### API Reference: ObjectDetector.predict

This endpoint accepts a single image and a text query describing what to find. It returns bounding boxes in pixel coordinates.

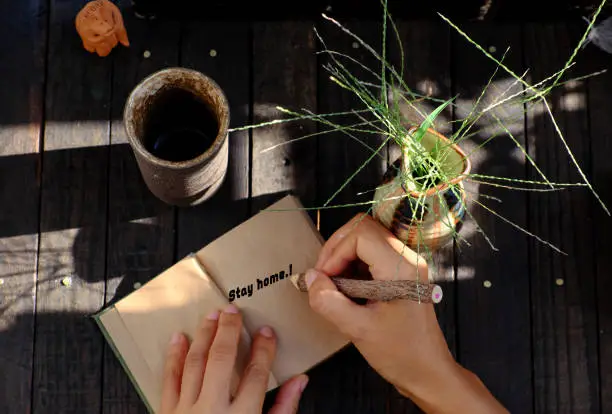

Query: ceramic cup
[124,67,230,206]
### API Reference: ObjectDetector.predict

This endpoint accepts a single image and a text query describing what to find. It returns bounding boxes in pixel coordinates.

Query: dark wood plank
[310,19,391,414]
[525,23,599,413]
[251,22,318,217]
[130,0,603,21]
[103,5,180,413]
[452,24,532,412]
[387,20,454,414]
[32,0,112,411]
[391,19,455,351]
[176,21,250,257]
[585,35,612,414]
[316,19,386,237]
[0,0,47,412]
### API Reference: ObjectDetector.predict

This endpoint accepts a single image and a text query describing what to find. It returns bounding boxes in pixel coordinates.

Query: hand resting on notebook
[161,306,307,414]
[305,213,509,414]
[159,213,507,414]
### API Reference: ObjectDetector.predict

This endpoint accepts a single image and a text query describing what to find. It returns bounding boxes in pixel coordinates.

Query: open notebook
[94,195,350,413]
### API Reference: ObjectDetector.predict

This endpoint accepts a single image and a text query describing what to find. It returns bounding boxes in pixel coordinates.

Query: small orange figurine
[76,0,129,57]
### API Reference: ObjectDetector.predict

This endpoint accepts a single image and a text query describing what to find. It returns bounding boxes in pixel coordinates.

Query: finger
[233,326,277,411]
[160,332,188,414]
[200,304,243,402]
[319,217,428,281]
[268,375,309,414]
[315,213,370,269]
[306,269,372,339]
[317,215,377,277]
[178,310,219,407]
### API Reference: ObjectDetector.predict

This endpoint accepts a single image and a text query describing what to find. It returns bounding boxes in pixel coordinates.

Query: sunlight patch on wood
[559,92,586,112]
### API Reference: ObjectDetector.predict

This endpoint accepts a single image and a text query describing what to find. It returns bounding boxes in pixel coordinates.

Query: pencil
[289,273,443,304]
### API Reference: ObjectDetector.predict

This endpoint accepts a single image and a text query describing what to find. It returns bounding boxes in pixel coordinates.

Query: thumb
[267,375,308,414]
[305,269,372,339]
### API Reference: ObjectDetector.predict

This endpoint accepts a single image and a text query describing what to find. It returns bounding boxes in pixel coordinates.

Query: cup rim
[124,67,230,170]
[403,126,472,198]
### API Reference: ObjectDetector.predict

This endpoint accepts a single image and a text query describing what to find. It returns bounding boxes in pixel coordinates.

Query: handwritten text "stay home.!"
[228,264,293,302]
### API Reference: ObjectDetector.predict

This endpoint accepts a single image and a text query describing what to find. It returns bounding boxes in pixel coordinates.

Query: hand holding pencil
[300,213,506,414]
[290,273,443,304]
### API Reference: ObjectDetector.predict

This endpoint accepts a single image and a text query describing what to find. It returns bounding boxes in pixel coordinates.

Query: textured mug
[124,68,230,206]
[372,127,471,251]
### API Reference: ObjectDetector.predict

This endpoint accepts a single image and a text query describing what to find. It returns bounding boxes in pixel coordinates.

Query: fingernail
[305,269,319,289]
[298,376,309,393]
[206,310,220,320]
[224,304,239,314]
[259,326,274,338]
[170,332,182,345]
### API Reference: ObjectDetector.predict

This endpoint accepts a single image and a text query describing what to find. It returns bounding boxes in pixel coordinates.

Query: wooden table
[2,1,612,413]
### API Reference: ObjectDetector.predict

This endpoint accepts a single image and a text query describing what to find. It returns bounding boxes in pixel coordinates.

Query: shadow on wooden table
[0,137,457,414]
[1,68,607,411]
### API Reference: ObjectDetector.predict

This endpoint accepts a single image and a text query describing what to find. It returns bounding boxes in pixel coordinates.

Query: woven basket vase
[373,127,471,251]
[124,68,229,206]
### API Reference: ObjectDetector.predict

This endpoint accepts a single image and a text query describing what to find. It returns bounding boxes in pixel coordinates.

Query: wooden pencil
[289,273,443,304]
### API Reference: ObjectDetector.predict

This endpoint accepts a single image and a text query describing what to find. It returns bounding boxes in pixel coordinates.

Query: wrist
[397,361,508,414]
[393,354,457,404]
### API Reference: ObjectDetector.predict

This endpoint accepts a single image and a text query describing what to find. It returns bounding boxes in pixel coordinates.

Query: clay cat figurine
[76,0,129,57]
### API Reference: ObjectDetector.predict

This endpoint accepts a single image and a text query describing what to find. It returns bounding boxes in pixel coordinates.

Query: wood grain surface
[251,22,318,218]
[525,23,600,414]
[1,6,612,412]
[103,3,180,413]
[585,33,612,414]
[0,0,47,412]
[177,21,251,257]
[452,23,532,413]
[33,0,112,411]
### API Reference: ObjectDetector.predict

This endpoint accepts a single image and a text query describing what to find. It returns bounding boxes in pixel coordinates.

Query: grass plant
[231,0,610,283]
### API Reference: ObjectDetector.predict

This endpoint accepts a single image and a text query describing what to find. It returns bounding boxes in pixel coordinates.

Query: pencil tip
[288,273,305,291]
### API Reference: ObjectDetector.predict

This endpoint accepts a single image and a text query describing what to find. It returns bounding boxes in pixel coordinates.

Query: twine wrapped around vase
[124,68,230,206]
[373,127,471,251]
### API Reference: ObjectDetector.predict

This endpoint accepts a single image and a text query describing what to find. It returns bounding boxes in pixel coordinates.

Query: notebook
[94,195,350,413]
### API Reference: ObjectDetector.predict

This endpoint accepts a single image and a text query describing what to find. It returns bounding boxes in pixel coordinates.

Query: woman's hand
[161,305,308,414]
[306,214,508,414]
